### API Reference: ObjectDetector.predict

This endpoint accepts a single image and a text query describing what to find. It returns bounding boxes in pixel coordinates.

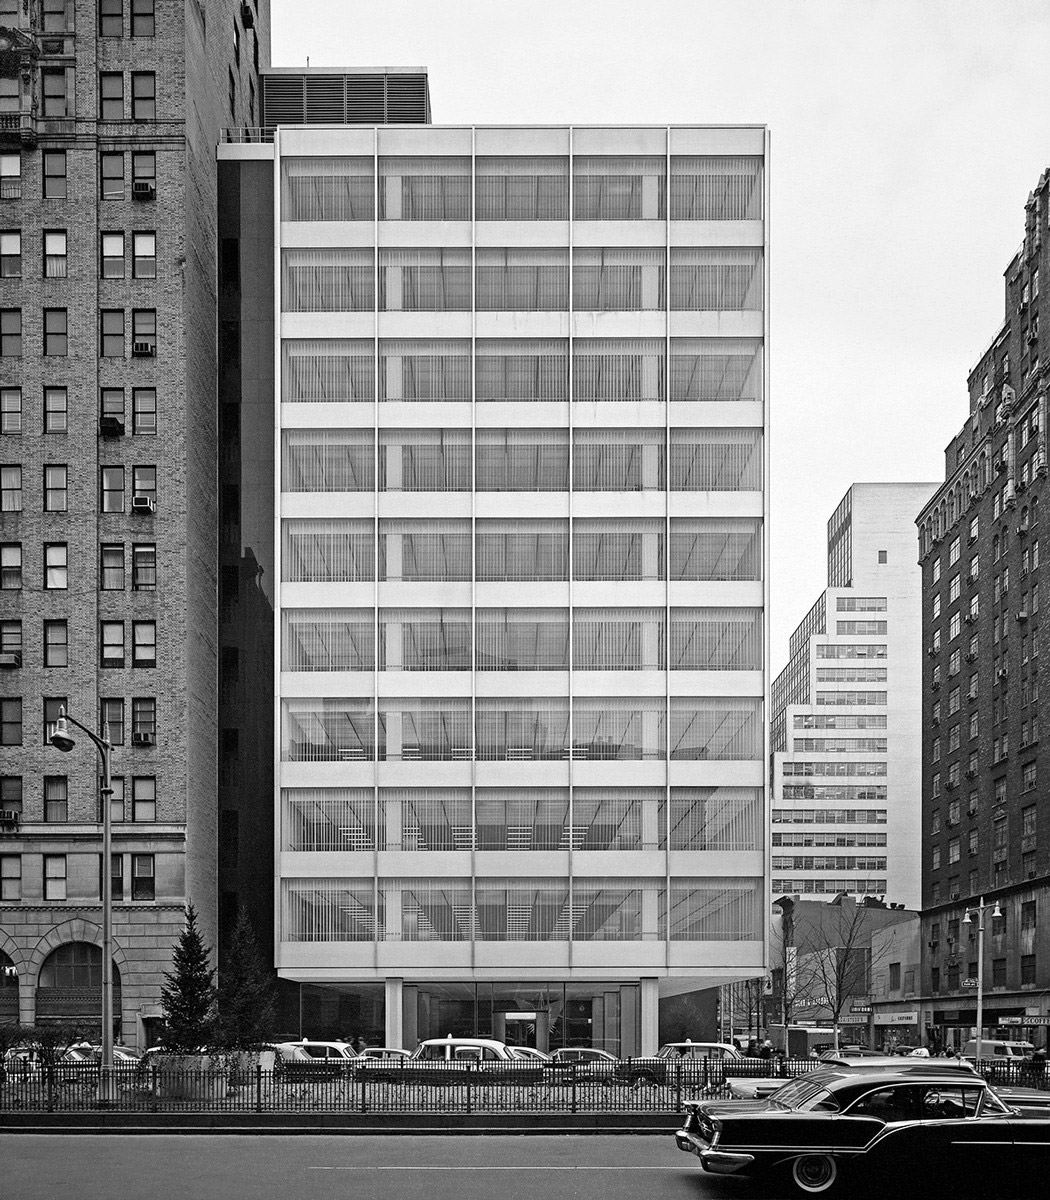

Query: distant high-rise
[771,483,935,909]
[218,117,770,1052]
[0,0,270,1045]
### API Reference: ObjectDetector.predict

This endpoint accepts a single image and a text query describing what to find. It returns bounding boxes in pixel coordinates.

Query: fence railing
[1,1056,1045,1114]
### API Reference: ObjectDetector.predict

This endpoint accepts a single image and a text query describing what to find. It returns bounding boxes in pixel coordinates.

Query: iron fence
[0,1056,1044,1115]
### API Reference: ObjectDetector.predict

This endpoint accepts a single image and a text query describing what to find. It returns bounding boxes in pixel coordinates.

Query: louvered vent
[304,75,345,123]
[261,75,305,126]
[386,75,430,123]
[345,75,386,123]
[262,71,430,128]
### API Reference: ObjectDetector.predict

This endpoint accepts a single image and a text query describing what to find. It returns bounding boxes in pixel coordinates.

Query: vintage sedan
[675,1067,1050,1196]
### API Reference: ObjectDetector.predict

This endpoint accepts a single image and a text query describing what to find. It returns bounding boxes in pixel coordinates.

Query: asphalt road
[4,1133,774,1200]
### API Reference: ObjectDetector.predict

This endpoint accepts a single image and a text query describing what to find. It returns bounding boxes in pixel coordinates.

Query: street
[5,1133,767,1200]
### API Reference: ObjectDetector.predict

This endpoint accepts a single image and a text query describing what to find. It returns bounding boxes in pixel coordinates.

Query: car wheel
[789,1154,840,1195]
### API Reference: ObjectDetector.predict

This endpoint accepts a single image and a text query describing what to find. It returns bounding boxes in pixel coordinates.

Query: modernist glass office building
[220,122,769,1052]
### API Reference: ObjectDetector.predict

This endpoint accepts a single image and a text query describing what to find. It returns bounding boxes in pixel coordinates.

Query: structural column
[640,976,659,1055]
[384,976,404,1049]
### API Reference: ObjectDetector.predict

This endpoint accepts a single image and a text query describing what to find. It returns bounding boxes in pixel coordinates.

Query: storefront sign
[876,1011,918,1025]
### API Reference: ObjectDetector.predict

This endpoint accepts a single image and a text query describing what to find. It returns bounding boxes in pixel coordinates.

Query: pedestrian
[758,1039,773,1060]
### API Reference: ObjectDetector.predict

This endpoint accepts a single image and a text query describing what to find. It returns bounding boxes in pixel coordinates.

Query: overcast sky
[272,0,1050,672]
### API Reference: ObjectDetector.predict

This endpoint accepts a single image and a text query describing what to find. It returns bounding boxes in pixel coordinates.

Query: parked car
[993,1085,1050,1118]
[676,1066,1050,1196]
[351,1047,412,1081]
[402,1037,544,1084]
[545,1047,619,1082]
[727,1054,978,1099]
[616,1041,742,1086]
[273,1040,357,1081]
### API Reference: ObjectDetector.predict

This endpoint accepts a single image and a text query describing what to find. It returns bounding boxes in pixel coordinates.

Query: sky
[271,0,1050,672]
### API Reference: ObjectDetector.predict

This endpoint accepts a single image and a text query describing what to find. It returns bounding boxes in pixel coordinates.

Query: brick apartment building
[0,0,269,1047]
[916,168,1050,1049]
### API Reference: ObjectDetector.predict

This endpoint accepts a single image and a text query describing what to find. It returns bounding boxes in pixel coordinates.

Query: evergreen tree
[159,904,217,1051]
[216,910,277,1050]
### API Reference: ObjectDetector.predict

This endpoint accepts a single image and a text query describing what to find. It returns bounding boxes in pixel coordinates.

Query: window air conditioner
[0,652,20,668]
[0,809,19,828]
[132,181,155,201]
[132,341,155,357]
[98,415,125,438]
[131,494,156,514]
[1017,610,1029,622]
[132,731,155,747]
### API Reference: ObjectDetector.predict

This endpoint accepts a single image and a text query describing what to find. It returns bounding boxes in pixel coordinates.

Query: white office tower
[247,124,769,1052]
[770,483,936,910]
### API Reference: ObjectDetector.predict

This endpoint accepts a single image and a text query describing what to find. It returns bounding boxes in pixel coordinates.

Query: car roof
[818,1068,989,1089]
[818,1055,977,1072]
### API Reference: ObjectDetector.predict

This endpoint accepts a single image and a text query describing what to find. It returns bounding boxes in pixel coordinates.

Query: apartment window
[41,0,69,29]
[992,958,1007,988]
[43,231,67,278]
[44,543,66,588]
[131,73,155,120]
[0,855,19,901]
[1022,954,1037,986]
[888,962,901,991]
[0,543,21,589]
[100,621,124,668]
[43,855,66,901]
[0,78,17,115]
[232,21,240,64]
[42,69,68,118]
[132,465,156,506]
[44,776,67,821]
[131,151,155,188]
[132,696,156,739]
[131,231,155,278]
[0,698,21,745]
[132,620,155,667]
[100,152,124,200]
[131,853,154,899]
[101,232,124,278]
[932,846,941,871]
[101,388,125,427]
[40,387,67,435]
[101,697,124,746]
[0,230,20,277]
[0,775,21,817]
[0,154,20,199]
[132,388,156,435]
[43,308,67,356]
[131,775,155,821]
[101,466,124,512]
[99,72,123,119]
[132,543,156,589]
[43,464,67,511]
[0,617,17,653]
[1,387,19,433]
[99,0,122,36]
[228,67,236,118]
[132,309,156,353]
[109,775,124,822]
[1,309,21,356]
[131,0,154,36]
[1,464,20,510]
[100,310,124,356]
[1023,803,1037,835]
[100,543,124,590]
[99,853,123,901]
[43,696,66,744]
[43,620,67,667]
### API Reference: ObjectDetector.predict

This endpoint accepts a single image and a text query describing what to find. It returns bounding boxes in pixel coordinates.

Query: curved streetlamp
[50,707,115,1102]
[961,896,1003,1064]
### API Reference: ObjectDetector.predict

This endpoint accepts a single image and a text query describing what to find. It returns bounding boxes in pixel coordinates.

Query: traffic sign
[961,978,980,988]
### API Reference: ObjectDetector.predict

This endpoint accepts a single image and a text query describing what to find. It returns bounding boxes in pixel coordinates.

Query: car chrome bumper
[675,1130,754,1175]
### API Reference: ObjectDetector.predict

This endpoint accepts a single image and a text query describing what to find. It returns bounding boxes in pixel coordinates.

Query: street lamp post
[962,896,1002,1064]
[49,706,115,1102]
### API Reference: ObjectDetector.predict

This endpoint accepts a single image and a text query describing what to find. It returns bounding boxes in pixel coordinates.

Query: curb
[1,1112,683,1136]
